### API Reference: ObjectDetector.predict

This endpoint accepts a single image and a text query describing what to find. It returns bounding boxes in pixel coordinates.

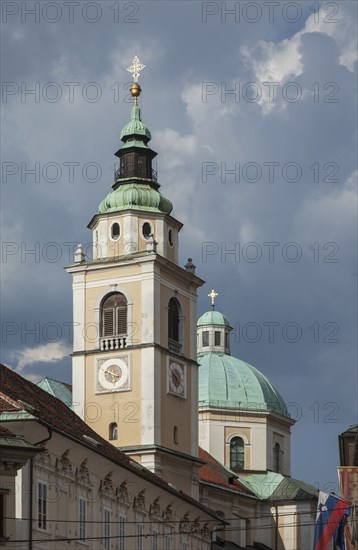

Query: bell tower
[66,57,204,498]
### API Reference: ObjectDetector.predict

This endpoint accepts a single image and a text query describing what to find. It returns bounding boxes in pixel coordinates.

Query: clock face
[168,361,185,397]
[97,358,129,392]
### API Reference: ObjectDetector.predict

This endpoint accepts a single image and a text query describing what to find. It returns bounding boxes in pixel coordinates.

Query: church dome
[197,310,232,328]
[198,351,289,417]
[98,183,173,215]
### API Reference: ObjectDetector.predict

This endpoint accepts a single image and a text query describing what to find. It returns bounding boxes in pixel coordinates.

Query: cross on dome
[127,55,145,83]
[208,289,218,309]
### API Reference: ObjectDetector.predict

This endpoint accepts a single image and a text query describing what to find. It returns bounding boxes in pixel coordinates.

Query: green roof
[197,310,232,328]
[120,105,151,142]
[198,351,289,417]
[237,472,318,501]
[37,377,72,406]
[99,183,173,215]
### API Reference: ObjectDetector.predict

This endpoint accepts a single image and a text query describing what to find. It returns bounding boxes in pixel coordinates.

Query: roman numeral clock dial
[168,361,186,398]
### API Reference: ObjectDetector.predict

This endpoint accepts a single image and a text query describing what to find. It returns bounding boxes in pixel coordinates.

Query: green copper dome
[99,183,173,215]
[198,351,289,417]
[120,105,151,144]
[197,310,232,328]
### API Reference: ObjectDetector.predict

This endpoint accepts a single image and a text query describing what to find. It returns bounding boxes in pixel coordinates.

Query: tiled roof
[0,363,220,519]
[198,448,255,496]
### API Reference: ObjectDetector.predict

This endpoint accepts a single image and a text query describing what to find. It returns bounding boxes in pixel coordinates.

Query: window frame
[152,528,158,550]
[101,292,128,338]
[230,436,245,470]
[103,508,111,550]
[202,330,209,347]
[142,222,152,240]
[79,497,87,542]
[119,515,126,550]
[136,522,144,550]
[109,422,118,441]
[110,222,121,241]
[37,482,48,531]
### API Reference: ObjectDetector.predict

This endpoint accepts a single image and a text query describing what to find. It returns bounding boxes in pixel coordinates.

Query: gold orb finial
[130,82,142,98]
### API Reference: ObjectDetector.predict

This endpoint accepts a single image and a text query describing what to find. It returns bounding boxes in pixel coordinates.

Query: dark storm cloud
[1,0,356,489]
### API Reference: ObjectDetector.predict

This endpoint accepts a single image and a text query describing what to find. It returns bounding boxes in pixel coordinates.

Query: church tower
[66,58,204,498]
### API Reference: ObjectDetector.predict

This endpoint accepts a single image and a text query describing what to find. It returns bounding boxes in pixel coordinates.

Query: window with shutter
[101,293,128,337]
[116,307,127,335]
[102,309,114,336]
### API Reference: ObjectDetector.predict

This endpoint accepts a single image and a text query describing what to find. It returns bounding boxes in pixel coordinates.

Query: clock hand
[105,368,120,384]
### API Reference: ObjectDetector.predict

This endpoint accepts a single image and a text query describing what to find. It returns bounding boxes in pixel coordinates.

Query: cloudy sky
[1,0,357,490]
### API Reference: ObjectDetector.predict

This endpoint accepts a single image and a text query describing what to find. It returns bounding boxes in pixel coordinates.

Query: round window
[142,222,152,239]
[111,222,120,240]
[168,229,174,247]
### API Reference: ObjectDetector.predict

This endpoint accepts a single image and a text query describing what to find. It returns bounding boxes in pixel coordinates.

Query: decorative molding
[55,449,72,475]
[133,488,146,513]
[180,512,190,532]
[36,449,52,469]
[75,458,91,486]
[99,471,114,495]
[149,496,161,519]
[116,480,129,505]
[162,502,173,522]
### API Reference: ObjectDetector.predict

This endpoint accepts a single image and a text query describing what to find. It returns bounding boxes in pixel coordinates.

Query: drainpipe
[29,427,53,550]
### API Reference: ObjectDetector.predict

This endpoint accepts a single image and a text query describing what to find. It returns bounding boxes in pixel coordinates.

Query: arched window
[142,222,152,239]
[230,437,245,470]
[274,442,281,473]
[173,426,178,444]
[111,222,120,240]
[168,298,180,343]
[101,293,127,337]
[109,423,118,441]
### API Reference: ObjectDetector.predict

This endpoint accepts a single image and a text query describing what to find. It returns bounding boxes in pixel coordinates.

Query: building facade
[0,364,221,549]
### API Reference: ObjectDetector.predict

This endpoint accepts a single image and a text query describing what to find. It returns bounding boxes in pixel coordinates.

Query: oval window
[111,223,120,240]
[142,222,152,239]
[168,229,174,247]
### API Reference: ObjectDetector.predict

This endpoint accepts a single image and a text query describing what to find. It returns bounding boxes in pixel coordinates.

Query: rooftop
[0,363,220,519]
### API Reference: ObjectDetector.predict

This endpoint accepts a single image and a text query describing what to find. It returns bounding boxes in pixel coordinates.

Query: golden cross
[208,289,218,307]
[127,55,145,83]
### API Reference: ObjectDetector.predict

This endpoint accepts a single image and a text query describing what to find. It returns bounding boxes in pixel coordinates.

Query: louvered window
[101,293,127,337]
[168,298,180,342]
